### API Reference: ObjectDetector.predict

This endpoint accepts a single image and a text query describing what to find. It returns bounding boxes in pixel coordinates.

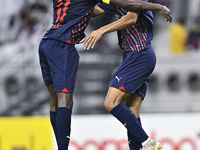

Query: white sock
[142,137,151,146]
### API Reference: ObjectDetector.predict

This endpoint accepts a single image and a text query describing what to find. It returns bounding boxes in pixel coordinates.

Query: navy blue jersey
[98,0,154,52]
[43,0,103,44]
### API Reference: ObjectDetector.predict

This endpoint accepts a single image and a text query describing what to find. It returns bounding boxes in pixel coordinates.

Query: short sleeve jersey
[43,0,104,44]
[98,0,154,52]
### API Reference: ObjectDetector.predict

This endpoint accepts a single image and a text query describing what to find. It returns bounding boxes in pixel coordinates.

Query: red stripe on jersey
[138,20,147,37]
[74,25,77,32]
[123,36,131,51]
[131,25,146,49]
[135,23,146,38]
[81,16,84,24]
[126,34,137,51]
[56,0,63,23]
[143,29,147,37]
[60,0,70,22]
[129,27,142,51]
[122,29,133,51]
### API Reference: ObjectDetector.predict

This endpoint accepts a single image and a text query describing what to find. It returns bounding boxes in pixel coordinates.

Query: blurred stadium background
[0,0,200,150]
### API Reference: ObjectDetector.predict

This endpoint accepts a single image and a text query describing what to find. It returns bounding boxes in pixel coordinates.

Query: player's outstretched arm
[83,9,139,50]
[108,0,172,23]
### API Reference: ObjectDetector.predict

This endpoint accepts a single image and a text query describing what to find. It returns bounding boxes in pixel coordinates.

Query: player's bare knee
[104,101,111,111]
[104,99,119,112]
[57,92,73,109]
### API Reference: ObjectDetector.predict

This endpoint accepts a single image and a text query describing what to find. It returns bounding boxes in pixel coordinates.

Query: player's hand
[83,29,104,50]
[158,5,172,23]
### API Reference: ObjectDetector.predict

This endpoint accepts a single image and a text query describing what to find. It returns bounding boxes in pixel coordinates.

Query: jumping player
[38,0,171,149]
[83,1,172,150]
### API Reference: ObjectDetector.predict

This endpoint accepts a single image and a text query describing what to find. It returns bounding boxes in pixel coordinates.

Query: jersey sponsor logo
[52,23,62,29]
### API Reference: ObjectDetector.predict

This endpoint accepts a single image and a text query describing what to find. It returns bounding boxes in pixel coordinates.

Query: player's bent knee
[104,89,128,112]
[104,101,111,112]
[104,100,119,112]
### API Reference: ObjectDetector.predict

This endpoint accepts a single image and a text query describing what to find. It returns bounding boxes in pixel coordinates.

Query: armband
[102,0,110,4]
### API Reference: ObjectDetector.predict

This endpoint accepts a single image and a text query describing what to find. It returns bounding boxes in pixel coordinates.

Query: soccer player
[83,1,172,150]
[38,0,171,149]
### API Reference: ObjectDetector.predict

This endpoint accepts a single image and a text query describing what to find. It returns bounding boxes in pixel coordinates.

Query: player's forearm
[83,15,136,50]
[100,15,137,34]
[110,0,162,12]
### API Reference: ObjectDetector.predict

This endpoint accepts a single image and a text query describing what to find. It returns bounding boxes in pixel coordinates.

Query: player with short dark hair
[83,1,172,149]
[38,0,171,149]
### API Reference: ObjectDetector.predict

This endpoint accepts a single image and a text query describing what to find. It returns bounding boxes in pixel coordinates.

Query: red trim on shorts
[119,86,125,91]
[66,39,71,44]
[74,73,77,85]
[62,88,69,93]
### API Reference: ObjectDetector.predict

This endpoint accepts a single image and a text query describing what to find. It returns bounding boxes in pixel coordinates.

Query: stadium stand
[0,0,200,116]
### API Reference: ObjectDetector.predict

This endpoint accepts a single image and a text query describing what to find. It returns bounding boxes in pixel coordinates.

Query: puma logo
[66,136,70,139]
[115,76,122,82]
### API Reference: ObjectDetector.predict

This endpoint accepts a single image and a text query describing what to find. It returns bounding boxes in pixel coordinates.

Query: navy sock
[110,104,148,144]
[128,117,142,150]
[56,107,72,150]
[50,111,58,144]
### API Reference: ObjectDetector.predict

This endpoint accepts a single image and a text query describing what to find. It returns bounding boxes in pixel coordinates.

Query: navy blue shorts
[110,47,156,99]
[38,39,79,93]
